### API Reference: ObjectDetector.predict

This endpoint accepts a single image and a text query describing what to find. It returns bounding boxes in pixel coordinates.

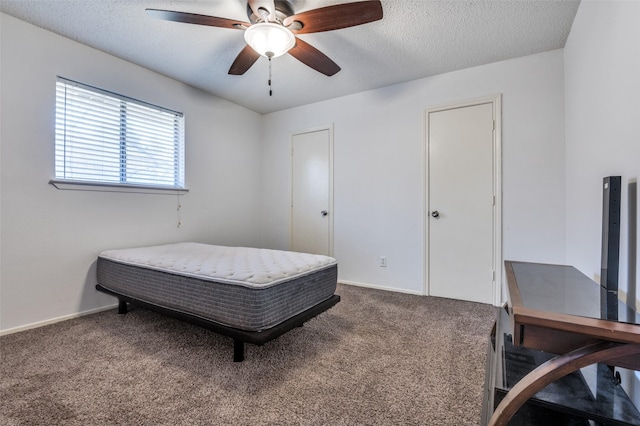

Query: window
[53,77,185,191]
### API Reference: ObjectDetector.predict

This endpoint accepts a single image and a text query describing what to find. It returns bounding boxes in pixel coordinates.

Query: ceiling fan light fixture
[244,22,295,58]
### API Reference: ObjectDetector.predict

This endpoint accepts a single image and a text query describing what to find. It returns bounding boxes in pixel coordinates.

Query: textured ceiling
[1,0,580,114]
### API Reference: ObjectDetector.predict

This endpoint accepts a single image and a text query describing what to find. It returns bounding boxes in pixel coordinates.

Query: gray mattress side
[96,257,337,331]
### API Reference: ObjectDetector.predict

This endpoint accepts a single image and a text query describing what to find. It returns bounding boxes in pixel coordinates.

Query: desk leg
[488,341,640,426]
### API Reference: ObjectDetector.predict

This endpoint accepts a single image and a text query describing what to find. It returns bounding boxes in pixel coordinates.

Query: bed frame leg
[118,300,128,315]
[233,340,245,362]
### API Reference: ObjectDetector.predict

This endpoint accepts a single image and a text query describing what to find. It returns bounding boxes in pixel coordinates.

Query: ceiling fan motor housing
[247,0,294,25]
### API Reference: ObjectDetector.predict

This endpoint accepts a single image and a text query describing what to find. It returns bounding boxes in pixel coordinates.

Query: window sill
[49,179,189,195]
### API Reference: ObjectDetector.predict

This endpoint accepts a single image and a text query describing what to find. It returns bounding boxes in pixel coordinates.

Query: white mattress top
[99,242,337,288]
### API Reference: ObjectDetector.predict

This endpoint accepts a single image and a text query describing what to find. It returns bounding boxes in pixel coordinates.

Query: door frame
[423,95,502,306]
[289,124,335,257]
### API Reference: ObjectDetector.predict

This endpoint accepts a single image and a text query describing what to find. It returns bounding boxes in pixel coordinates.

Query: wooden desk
[488,261,640,426]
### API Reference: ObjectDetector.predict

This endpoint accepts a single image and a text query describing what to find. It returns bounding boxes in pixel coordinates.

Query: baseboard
[339,280,425,296]
[0,304,118,336]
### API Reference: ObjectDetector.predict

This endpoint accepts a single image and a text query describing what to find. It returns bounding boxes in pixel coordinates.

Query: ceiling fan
[146,0,383,77]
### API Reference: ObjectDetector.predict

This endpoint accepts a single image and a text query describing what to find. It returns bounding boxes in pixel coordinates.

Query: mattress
[96,243,338,331]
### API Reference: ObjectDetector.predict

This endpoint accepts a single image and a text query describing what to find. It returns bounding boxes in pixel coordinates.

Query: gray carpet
[0,284,496,425]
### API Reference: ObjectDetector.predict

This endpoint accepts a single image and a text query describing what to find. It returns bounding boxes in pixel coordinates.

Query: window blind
[55,77,185,189]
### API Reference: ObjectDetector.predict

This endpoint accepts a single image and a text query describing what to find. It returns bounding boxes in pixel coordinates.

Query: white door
[427,100,499,304]
[291,128,332,256]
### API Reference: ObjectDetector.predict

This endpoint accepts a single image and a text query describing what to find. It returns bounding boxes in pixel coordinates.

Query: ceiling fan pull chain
[268,52,273,96]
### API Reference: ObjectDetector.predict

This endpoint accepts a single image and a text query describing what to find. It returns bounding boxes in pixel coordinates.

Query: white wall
[261,50,567,295]
[564,0,640,307]
[0,14,263,333]
[564,0,640,405]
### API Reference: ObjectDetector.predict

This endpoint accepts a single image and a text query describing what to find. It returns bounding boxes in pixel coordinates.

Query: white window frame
[50,77,187,195]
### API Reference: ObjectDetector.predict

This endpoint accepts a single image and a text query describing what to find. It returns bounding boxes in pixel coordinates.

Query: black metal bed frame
[96,284,340,362]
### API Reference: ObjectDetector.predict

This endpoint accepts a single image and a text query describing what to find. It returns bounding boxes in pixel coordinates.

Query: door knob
[321,210,328,217]
[431,210,440,218]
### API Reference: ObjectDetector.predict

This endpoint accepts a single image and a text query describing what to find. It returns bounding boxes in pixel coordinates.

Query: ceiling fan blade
[289,38,341,76]
[283,0,383,34]
[247,0,276,22]
[146,9,249,29]
[228,45,262,75]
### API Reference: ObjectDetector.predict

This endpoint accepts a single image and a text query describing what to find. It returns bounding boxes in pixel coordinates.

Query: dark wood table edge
[489,261,640,425]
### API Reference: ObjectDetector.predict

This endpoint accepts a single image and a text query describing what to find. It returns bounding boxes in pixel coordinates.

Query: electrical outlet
[380,256,387,267]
